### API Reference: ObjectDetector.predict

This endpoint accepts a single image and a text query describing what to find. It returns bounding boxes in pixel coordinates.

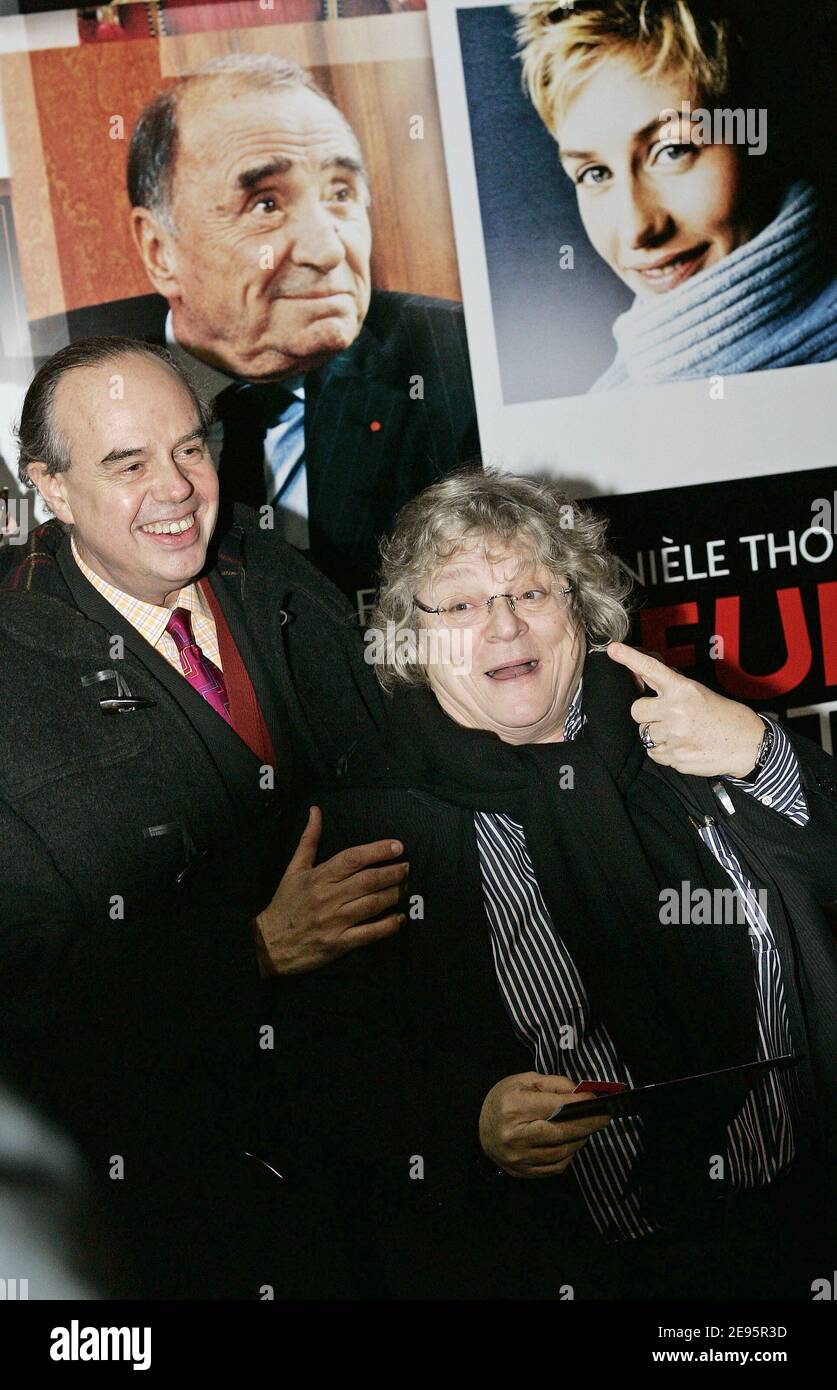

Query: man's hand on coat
[607,642,765,777]
[479,1073,611,1179]
[255,806,407,975]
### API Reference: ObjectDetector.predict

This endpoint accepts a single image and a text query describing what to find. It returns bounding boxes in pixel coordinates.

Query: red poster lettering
[639,603,699,670]
[818,582,837,688]
[715,589,812,698]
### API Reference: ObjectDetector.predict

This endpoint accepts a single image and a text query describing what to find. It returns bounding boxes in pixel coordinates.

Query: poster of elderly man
[0,1,478,605]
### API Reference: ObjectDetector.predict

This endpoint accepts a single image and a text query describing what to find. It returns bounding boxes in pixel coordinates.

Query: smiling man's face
[135,80,373,380]
[557,60,760,299]
[419,540,585,745]
[30,352,219,607]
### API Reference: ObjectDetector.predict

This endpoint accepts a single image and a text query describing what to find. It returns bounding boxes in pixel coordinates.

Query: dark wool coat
[0,506,383,1296]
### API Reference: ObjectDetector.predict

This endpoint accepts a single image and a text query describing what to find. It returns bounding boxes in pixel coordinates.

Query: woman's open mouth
[628,243,710,294]
[486,659,540,682]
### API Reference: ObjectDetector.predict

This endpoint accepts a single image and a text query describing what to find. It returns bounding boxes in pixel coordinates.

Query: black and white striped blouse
[474,687,806,1243]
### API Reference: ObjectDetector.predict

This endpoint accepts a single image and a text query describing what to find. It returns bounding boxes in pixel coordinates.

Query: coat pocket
[0,663,154,801]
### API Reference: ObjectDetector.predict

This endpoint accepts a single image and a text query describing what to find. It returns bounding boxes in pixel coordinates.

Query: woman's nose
[620,175,675,252]
[485,596,526,636]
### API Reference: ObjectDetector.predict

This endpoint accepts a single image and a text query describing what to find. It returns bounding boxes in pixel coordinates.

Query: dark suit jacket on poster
[43,289,481,601]
[0,508,384,1297]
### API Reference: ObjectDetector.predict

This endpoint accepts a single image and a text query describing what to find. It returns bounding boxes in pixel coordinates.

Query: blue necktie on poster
[262,387,308,550]
[216,380,308,549]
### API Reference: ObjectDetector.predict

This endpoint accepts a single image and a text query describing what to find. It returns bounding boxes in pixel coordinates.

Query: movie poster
[0,0,835,1343]
[425,0,836,739]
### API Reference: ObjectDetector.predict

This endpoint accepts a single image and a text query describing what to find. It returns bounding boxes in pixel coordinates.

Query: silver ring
[640,722,657,750]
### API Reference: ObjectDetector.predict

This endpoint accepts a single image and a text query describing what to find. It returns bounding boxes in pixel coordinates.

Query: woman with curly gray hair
[370,469,631,724]
[268,470,836,1304]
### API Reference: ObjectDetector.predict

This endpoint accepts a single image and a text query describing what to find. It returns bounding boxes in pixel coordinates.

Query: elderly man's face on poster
[132,81,374,380]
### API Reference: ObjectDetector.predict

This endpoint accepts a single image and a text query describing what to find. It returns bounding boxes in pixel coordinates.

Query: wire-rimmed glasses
[413,584,572,628]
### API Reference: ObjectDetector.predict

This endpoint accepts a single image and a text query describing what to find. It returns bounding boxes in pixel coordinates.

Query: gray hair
[127,53,360,230]
[16,336,213,489]
[371,469,632,692]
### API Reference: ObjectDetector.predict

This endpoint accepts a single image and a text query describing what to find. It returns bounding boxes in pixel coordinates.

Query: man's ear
[26,462,74,526]
[130,207,182,300]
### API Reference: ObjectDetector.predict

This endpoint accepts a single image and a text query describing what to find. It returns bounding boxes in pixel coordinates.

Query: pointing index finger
[607,641,681,695]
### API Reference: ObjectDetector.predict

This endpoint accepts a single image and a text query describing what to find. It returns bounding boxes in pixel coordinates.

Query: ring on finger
[639,722,657,750]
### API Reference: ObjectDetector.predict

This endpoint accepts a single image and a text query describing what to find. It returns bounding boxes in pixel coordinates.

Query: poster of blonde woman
[427,0,836,495]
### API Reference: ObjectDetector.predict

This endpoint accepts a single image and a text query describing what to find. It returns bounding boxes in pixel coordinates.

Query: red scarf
[200,578,276,769]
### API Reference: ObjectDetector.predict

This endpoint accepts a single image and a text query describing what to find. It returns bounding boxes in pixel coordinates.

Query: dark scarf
[347,652,768,1216]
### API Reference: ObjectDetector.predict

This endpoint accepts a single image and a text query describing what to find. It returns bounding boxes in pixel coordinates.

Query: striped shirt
[70,535,223,672]
[475,686,807,1242]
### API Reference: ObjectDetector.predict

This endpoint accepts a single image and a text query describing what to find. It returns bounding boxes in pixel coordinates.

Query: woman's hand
[607,642,765,778]
[478,1072,610,1179]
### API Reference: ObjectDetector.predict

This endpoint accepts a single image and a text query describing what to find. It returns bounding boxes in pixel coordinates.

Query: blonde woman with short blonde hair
[512,0,837,387]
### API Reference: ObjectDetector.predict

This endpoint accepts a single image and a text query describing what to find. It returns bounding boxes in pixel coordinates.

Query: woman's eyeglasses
[413,585,572,628]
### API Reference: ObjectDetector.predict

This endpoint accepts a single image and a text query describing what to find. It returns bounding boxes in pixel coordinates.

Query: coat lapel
[304,329,413,589]
[56,537,273,820]
[207,516,294,778]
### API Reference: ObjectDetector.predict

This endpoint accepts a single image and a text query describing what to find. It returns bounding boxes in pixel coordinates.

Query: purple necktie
[165,607,231,724]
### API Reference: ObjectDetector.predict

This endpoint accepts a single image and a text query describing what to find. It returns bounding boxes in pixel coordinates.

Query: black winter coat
[0,507,383,1295]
